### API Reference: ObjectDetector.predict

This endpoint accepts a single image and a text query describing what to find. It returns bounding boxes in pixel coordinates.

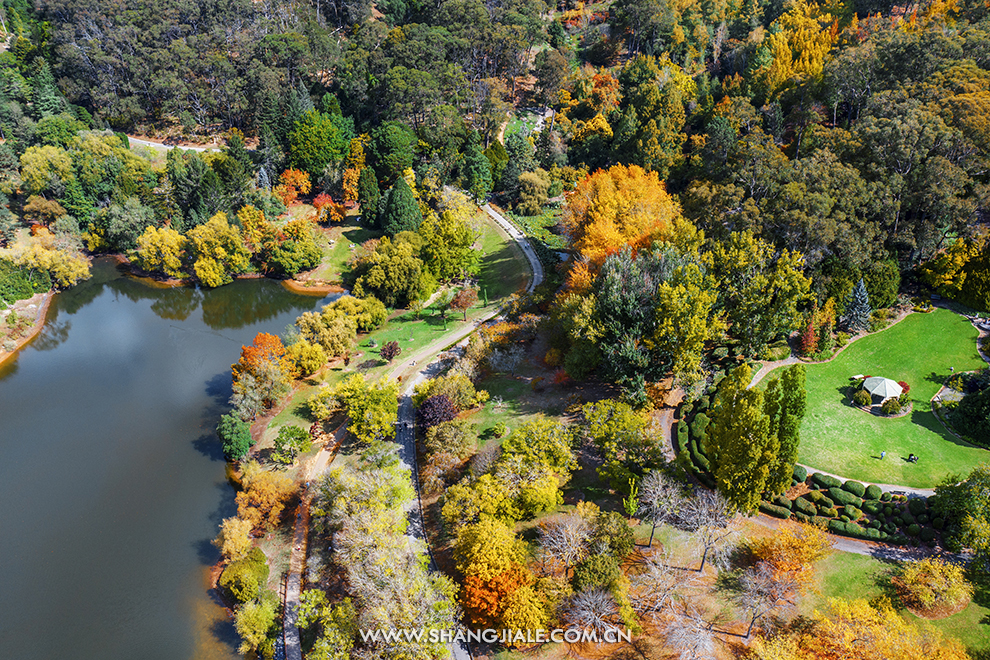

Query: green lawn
[783,308,988,487]
[805,552,990,654]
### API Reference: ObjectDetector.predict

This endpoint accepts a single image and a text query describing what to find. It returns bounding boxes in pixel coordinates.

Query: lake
[0,259,325,659]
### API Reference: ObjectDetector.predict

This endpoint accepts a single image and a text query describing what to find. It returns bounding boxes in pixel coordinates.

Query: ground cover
[781,308,987,487]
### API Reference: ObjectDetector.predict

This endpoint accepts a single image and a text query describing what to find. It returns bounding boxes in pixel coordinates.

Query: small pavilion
[862,376,903,404]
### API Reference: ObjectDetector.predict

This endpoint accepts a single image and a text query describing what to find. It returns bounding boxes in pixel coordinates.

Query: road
[281,204,542,660]
[126,135,221,152]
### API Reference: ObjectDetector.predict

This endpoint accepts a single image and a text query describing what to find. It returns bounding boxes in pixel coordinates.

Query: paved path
[280,204,542,659]
[795,464,935,497]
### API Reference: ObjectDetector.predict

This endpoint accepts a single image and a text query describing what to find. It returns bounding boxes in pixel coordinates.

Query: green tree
[708,364,777,513]
[217,413,255,460]
[462,138,492,202]
[271,425,312,465]
[843,278,872,332]
[370,121,416,186]
[419,209,477,280]
[289,109,348,178]
[352,234,434,307]
[380,178,423,237]
[357,167,381,222]
[763,365,806,495]
[234,595,278,655]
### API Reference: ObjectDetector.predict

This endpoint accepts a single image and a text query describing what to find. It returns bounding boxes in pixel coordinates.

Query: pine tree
[357,166,381,223]
[380,177,423,236]
[708,364,777,513]
[844,278,871,332]
[462,138,493,203]
[32,59,65,118]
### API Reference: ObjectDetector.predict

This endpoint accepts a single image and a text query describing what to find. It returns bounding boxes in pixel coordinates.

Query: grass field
[787,308,988,487]
[805,551,990,654]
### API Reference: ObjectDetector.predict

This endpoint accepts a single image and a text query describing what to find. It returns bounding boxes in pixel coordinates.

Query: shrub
[836,331,849,347]
[493,422,507,438]
[881,492,892,502]
[908,498,927,515]
[917,513,929,525]
[907,524,921,537]
[865,484,882,500]
[881,397,902,415]
[792,465,808,483]
[883,505,893,517]
[812,516,831,527]
[681,403,694,417]
[869,520,881,529]
[840,515,850,522]
[772,495,792,510]
[713,347,729,360]
[690,413,710,440]
[821,507,839,518]
[417,394,458,429]
[853,389,872,406]
[894,516,904,527]
[573,555,621,591]
[813,473,842,489]
[217,413,255,461]
[794,511,811,523]
[794,497,817,517]
[828,519,848,534]
[842,480,866,498]
[843,505,863,520]
[862,501,881,516]
[697,396,709,411]
[807,490,829,505]
[691,447,711,472]
[933,517,944,530]
[828,487,863,508]
[899,557,972,612]
[919,528,937,543]
[901,510,915,525]
[759,502,791,519]
[898,380,911,394]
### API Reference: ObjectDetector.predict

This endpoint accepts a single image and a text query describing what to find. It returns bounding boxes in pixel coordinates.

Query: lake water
[0,259,325,659]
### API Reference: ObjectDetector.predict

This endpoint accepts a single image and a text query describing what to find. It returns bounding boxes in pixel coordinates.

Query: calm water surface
[0,259,324,659]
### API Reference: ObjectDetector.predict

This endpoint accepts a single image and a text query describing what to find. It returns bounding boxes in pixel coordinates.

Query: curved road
[282,204,542,660]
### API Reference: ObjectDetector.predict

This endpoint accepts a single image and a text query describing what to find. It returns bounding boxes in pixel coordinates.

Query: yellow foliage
[573,113,613,143]
[6,227,90,287]
[136,225,186,278]
[237,205,270,253]
[562,164,682,268]
[750,521,831,587]
[213,516,253,562]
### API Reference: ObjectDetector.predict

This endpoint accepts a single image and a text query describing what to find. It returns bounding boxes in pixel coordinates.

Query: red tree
[451,288,479,321]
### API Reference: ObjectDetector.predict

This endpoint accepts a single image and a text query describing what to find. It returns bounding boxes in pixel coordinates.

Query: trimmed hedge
[828,487,863,508]
[907,524,921,537]
[842,480,866,498]
[676,421,688,453]
[794,511,811,523]
[813,473,843,489]
[760,502,791,519]
[773,495,792,510]
[822,507,839,518]
[794,497,817,517]
[920,528,937,543]
[908,498,927,515]
[863,501,881,515]
[880,492,892,502]
[933,517,944,530]
[691,413,710,440]
[865,484,882,500]
[793,465,808,483]
[843,505,863,520]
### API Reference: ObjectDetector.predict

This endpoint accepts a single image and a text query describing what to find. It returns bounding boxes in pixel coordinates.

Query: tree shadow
[192,433,226,461]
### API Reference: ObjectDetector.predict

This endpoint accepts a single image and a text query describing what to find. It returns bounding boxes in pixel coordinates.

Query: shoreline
[0,290,54,369]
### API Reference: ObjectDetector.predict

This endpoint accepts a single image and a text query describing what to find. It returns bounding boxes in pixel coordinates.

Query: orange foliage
[479,321,523,348]
[551,368,570,385]
[232,332,292,383]
[562,164,682,270]
[751,522,831,588]
[342,167,360,204]
[461,563,532,627]
[274,169,312,205]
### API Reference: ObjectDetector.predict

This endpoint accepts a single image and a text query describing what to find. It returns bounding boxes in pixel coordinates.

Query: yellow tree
[185,212,251,287]
[213,516,253,562]
[561,163,682,269]
[750,521,831,588]
[135,226,186,278]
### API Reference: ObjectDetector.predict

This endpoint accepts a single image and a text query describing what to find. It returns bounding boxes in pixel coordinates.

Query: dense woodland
[2,0,990,657]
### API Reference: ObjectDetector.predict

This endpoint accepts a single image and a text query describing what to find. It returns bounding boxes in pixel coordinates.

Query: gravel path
[281,204,542,660]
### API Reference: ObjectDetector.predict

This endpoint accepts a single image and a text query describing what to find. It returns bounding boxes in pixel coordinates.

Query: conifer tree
[844,278,871,332]
[462,138,493,203]
[33,59,65,118]
[380,177,422,236]
[357,167,381,222]
[764,364,806,494]
[707,364,776,513]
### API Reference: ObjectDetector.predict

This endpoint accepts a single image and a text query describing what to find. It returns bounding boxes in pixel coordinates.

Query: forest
[1,0,989,658]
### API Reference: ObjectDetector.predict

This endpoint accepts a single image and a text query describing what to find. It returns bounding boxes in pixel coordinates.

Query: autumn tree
[454,518,531,626]
[274,168,312,206]
[736,562,798,639]
[637,470,686,547]
[236,463,295,531]
[750,521,831,588]
[451,288,478,320]
[185,212,250,287]
[136,226,186,278]
[271,425,312,465]
[419,201,478,281]
[707,364,777,513]
[898,557,973,614]
[232,332,293,411]
[561,164,682,269]
[213,516,253,562]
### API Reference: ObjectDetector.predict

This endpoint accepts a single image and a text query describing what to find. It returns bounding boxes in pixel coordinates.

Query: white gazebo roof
[863,376,902,399]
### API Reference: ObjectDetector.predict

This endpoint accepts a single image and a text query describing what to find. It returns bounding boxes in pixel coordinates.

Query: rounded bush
[793,465,808,483]
[794,511,811,523]
[908,498,927,516]
[842,481,866,498]
[901,510,915,525]
[822,507,839,518]
[828,487,863,508]
[863,501,881,515]
[907,524,921,537]
[840,515,850,523]
[867,528,881,539]
[844,505,864,520]
[881,492,892,502]
[773,495,793,510]
[854,389,872,406]
[919,528,937,543]
[881,397,902,415]
[828,519,848,534]
[933,517,945,530]
[759,502,791,519]
[870,519,881,529]
[808,490,826,504]
[917,513,929,525]
[681,403,694,417]
[864,484,882,501]
[690,413,710,440]
[813,473,843,489]
[795,497,817,517]
[883,505,893,517]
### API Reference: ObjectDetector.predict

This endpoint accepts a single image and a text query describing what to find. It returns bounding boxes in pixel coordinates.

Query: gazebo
[862,376,903,404]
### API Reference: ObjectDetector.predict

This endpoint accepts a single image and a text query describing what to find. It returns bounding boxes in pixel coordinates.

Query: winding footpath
[281,204,543,660]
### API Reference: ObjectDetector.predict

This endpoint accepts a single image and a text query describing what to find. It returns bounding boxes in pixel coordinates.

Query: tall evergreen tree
[844,278,872,332]
[462,134,492,203]
[764,364,807,494]
[380,177,422,236]
[708,364,777,513]
[357,167,381,223]
[33,59,65,118]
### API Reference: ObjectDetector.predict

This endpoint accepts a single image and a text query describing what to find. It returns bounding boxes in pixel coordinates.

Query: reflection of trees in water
[151,287,202,321]
[32,314,71,352]
[200,280,321,330]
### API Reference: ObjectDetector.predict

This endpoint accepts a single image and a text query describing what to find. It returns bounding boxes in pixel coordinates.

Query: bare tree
[735,562,798,638]
[665,604,717,660]
[637,470,686,547]
[488,345,525,375]
[565,588,620,635]
[538,511,591,575]
[680,489,735,573]
[630,552,692,621]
